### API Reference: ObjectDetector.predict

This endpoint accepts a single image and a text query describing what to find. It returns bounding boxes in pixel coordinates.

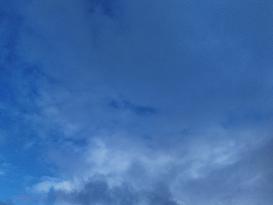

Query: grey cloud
[32,126,273,205]
[170,138,273,205]
[45,178,179,205]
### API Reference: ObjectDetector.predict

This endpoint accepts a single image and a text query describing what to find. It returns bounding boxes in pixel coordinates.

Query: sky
[0,0,273,204]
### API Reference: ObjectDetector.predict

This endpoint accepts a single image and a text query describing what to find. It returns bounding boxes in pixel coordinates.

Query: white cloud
[32,178,74,193]
[31,125,270,205]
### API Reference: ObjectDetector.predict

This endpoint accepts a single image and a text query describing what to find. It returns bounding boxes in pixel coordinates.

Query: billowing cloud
[30,126,273,205]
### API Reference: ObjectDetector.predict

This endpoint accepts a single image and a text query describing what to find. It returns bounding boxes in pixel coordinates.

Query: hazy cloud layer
[0,0,273,204]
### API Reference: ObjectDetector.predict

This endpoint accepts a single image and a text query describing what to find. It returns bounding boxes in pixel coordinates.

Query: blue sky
[0,0,273,204]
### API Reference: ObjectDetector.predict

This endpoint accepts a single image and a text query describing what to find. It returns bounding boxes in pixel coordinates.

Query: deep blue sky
[0,0,273,204]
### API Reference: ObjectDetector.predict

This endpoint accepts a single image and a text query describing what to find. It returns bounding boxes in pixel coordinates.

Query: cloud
[32,137,181,205]
[31,125,273,205]
[1,0,273,204]
[44,178,180,205]
[32,178,74,194]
